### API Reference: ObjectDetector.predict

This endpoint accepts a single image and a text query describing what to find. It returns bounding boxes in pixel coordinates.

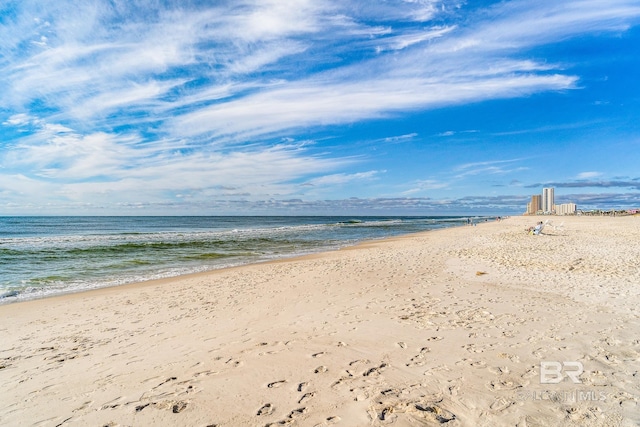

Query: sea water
[0,216,476,303]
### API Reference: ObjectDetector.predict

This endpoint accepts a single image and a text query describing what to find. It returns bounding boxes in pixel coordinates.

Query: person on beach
[526,221,544,235]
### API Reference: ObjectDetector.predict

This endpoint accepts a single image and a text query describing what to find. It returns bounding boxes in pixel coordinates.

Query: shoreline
[0,219,476,306]
[0,216,477,306]
[1,216,638,426]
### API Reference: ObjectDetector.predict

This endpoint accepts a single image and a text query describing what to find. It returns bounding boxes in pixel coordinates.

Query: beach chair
[532,221,546,235]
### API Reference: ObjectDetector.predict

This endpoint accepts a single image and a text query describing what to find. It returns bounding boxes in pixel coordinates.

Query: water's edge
[1,216,488,304]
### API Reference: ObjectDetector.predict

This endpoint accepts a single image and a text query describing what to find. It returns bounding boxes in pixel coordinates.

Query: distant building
[525,187,577,215]
[542,187,554,213]
[528,195,542,215]
[555,203,577,215]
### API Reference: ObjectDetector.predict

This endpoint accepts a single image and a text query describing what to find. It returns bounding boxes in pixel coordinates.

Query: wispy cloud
[437,130,479,137]
[490,120,605,136]
[305,170,382,186]
[454,158,529,178]
[564,192,640,208]
[0,117,348,207]
[434,0,640,53]
[6,0,619,138]
[402,179,450,195]
[576,171,603,179]
[526,180,640,190]
[170,73,577,141]
[384,133,419,143]
[1,0,639,213]
[375,26,456,52]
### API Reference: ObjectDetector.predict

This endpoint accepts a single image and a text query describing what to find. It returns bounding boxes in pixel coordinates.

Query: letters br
[540,361,583,384]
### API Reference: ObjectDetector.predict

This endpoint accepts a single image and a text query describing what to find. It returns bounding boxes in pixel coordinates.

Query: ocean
[0,216,476,303]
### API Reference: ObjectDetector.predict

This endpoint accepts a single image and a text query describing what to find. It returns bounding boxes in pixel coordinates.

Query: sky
[1,0,639,216]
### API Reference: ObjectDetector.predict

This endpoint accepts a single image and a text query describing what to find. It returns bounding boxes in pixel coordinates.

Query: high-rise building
[529,195,542,214]
[555,203,577,215]
[542,187,554,213]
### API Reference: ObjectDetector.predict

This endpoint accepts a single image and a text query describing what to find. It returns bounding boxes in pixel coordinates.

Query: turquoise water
[0,216,474,303]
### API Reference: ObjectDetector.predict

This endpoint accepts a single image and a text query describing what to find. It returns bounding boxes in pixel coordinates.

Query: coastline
[0,216,474,304]
[1,216,639,426]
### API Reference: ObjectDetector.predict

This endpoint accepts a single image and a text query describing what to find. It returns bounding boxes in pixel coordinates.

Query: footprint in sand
[263,408,307,427]
[135,400,189,414]
[488,366,510,375]
[375,401,457,425]
[406,347,430,367]
[72,400,93,413]
[489,397,513,412]
[363,362,388,377]
[463,359,487,369]
[267,380,287,388]
[225,358,243,368]
[257,403,275,416]
[487,377,525,391]
[298,392,316,404]
[101,397,123,410]
[288,407,307,419]
[193,369,218,378]
[414,403,457,423]
[172,401,188,413]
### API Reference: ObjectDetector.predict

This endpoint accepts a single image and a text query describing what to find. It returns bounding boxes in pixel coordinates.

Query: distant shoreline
[1,215,489,304]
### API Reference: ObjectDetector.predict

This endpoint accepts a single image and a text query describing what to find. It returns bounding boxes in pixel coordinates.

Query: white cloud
[7,0,620,133]
[67,79,186,121]
[1,0,639,213]
[384,133,418,143]
[442,129,481,137]
[454,158,530,178]
[434,0,640,53]
[170,73,577,140]
[576,171,603,179]
[3,114,33,127]
[5,128,139,180]
[6,0,630,139]
[0,119,349,207]
[306,170,382,186]
[376,26,456,51]
[402,179,449,195]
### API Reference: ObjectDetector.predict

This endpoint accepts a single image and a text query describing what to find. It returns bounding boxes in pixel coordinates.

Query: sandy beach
[1,216,639,427]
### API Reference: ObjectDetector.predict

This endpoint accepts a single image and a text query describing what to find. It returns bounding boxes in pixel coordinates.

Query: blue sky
[1,0,639,215]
